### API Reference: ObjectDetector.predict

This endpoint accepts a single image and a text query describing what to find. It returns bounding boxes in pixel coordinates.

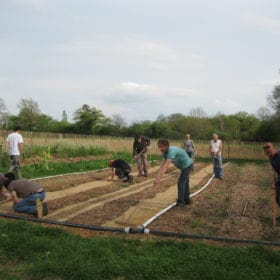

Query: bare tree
[0,97,9,128]
[189,107,207,118]
[256,106,271,121]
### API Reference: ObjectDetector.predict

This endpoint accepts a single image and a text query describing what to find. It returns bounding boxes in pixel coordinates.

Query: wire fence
[0,130,270,160]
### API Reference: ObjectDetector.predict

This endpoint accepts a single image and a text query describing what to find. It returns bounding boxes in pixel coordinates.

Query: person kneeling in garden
[3,172,48,218]
[109,159,134,183]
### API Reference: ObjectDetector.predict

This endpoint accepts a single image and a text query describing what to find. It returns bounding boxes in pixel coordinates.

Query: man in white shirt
[209,133,223,179]
[6,126,24,178]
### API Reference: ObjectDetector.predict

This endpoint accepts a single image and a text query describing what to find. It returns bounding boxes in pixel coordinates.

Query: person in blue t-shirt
[153,139,193,206]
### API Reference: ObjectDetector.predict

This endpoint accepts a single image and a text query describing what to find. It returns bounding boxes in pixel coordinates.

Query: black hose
[1,212,280,246]
[0,212,128,233]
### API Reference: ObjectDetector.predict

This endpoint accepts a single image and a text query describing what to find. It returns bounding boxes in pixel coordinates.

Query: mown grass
[0,219,279,280]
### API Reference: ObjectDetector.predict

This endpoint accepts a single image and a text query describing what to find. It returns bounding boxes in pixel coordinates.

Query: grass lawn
[0,219,279,280]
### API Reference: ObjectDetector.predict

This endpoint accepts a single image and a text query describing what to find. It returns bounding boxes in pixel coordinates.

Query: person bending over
[153,139,193,207]
[3,172,48,218]
[109,159,134,183]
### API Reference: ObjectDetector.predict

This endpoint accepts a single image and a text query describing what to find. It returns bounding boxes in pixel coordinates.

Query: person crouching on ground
[3,172,48,218]
[153,139,193,207]
[109,159,134,183]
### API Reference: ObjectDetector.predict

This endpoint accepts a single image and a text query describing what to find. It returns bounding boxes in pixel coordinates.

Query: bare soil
[1,161,280,243]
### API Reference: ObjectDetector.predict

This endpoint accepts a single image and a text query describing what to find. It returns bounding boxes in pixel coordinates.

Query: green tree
[17,98,41,131]
[73,104,106,134]
[36,114,57,132]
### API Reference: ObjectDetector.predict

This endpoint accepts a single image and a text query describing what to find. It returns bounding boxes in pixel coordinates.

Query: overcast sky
[0,0,279,124]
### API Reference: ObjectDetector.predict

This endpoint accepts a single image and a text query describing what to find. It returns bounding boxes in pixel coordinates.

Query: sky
[0,0,280,124]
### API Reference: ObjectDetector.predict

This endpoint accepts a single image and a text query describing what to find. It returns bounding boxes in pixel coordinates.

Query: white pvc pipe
[141,162,230,228]
[30,167,112,181]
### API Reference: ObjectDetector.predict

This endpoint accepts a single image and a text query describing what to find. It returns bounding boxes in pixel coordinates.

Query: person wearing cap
[109,159,134,183]
[3,172,48,218]
[5,126,25,178]
[133,135,150,177]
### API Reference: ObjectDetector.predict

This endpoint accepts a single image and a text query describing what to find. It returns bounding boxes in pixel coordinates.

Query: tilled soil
[1,161,280,243]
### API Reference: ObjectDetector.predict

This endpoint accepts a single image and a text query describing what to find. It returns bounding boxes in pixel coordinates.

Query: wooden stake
[242,201,248,216]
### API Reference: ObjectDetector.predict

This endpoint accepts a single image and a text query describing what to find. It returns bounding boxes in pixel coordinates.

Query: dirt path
[47,168,182,222]
[103,164,213,227]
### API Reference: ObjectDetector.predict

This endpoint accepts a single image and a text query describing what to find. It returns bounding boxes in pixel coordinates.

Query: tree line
[0,82,279,141]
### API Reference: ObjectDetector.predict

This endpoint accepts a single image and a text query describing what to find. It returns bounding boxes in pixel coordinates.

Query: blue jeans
[177,164,193,204]
[13,191,46,215]
[212,155,223,178]
[186,151,193,158]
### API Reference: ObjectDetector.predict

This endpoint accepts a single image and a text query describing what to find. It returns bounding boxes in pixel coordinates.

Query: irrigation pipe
[30,167,111,181]
[140,162,230,228]
[1,212,280,247]
[30,159,161,181]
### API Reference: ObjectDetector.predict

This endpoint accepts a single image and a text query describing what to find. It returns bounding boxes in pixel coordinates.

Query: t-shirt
[163,146,193,170]
[210,139,222,156]
[8,179,41,198]
[184,140,194,152]
[270,150,280,176]
[112,159,131,171]
[6,132,24,156]
[133,136,150,155]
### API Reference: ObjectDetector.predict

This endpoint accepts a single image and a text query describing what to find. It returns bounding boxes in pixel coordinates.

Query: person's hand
[153,178,160,187]
[11,191,17,198]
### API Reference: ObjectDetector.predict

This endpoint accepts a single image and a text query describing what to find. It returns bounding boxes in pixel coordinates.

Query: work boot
[143,172,148,177]
[35,198,43,218]
[174,202,186,208]
[42,202,48,216]
[185,198,192,205]
[127,175,134,184]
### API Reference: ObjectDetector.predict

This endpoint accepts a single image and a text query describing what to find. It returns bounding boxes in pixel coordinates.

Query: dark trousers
[116,168,130,179]
[177,164,193,204]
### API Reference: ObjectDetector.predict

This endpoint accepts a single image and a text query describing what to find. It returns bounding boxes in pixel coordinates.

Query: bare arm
[19,143,25,154]
[219,141,223,153]
[153,159,172,186]
[11,190,20,204]
[110,168,115,180]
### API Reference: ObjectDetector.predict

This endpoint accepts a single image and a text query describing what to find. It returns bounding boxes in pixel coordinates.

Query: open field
[1,159,279,243]
[1,141,280,279]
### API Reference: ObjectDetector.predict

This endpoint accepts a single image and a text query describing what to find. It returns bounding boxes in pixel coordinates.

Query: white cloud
[116,82,156,93]
[53,37,206,72]
[242,12,280,30]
